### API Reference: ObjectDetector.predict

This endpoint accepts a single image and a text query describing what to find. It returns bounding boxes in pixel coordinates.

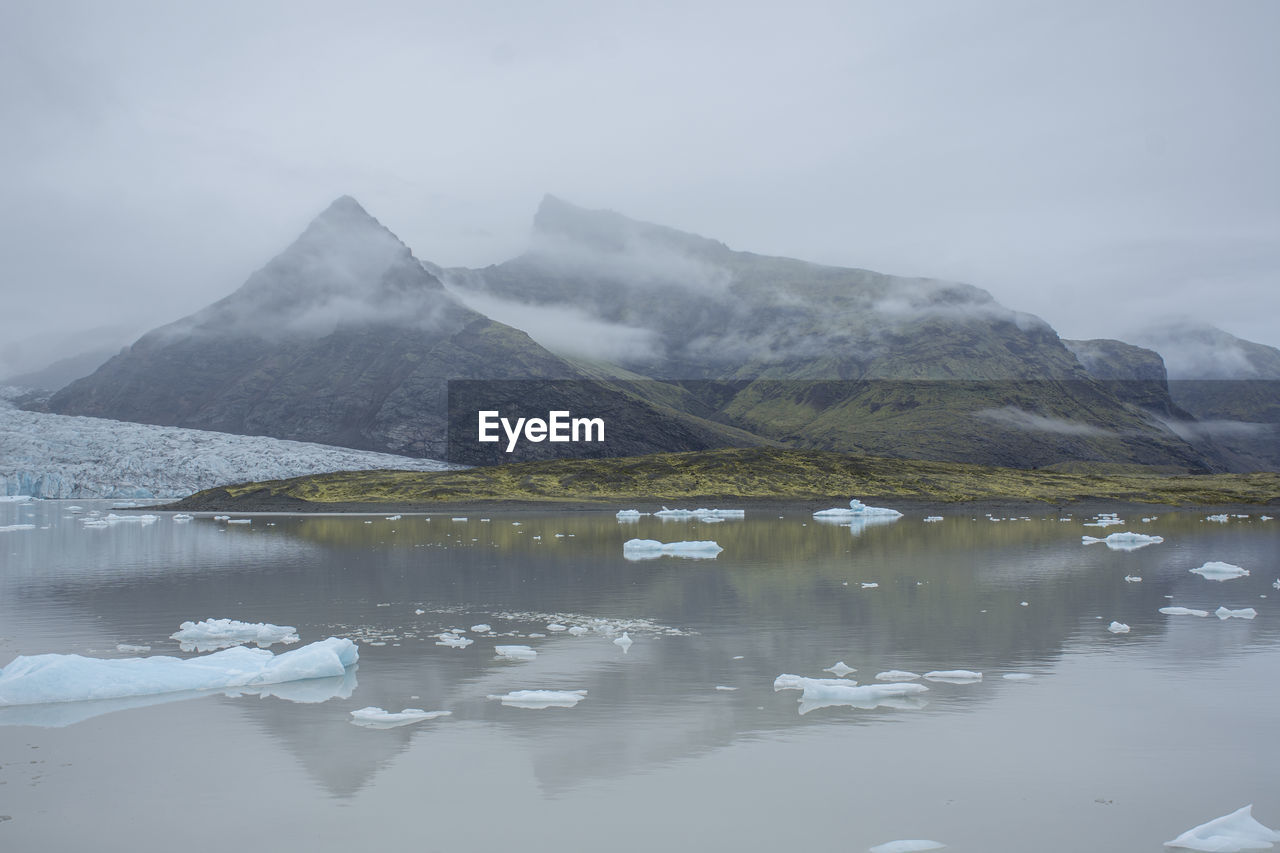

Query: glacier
[0,388,455,499]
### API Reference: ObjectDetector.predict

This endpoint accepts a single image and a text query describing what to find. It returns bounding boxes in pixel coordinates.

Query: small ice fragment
[349,707,450,728]
[414,609,425,615]
[470,623,491,633]
[875,671,922,682]
[862,582,879,589]
[115,644,151,653]
[715,685,737,691]
[1205,514,1230,523]
[1081,531,1164,551]
[1164,804,1280,851]
[171,619,299,651]
[1002,673,1033,680]
[924,670,982,683]
[823,662,856,677]
[451,517,467,522]
[1108,622,1131,634]
[923,516,943,522]
[1191,562,1250,581]
[547,623,568,632]
[213,515,229,521]
[622,539,723,560]
[793,680,928,714]
[172,514,193,522]
[494,645,537,661]
[488,689,586,709]
[1274,579,1280,590]
[732,655,745,660]
[435,633,473,648]
[869,841,946,853]
[567,626,587,636]
[774,674,859,691]
[1124,576,1143,583]
[226,519,251,524]
[385,515,401,521]
[0,524,36,532]
[613,632,633,652]
[1160,606,1210,617]
[1215,607,1257,620]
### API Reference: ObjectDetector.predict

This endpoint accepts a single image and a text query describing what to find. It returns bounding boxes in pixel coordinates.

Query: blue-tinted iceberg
[1164,804,1280,851]
[488,689,587,709]
[1082,531,1164,551]
[1191,562,1250,581]
[1215,607,1257,620]
[171,618,300,652]
[622,539,723,560]
[1161,606,1210,617]
[0,637,358,707]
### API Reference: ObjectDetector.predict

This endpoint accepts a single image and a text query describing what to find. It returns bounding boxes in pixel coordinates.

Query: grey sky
[2,0,1277,375]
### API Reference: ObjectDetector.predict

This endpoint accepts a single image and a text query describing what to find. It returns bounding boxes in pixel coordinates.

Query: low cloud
[973,407,1115,436]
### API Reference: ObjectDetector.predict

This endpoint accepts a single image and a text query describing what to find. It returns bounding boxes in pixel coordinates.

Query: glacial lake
[1,500,1278,852]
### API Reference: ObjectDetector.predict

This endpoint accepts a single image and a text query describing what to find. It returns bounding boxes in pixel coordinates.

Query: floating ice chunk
[1125,576,1143,583]
[567,626,587,636]
[861,582,879,589]
[1205,514,1230,523]
[773,674,858,691]
[613,632,633,652]
[349,707,450,728]
[116,644,151,653]
[547,623,568,632]
[172,513,193,522]
[435,633,473,648]
[923,516,944,522]
[1215,607,1257,620]
[1002,673,1033,680]
[213,515,230,521]
[451,517,467,522]
[102,513,158,525]
[1020,602,1029,607]
[824,662,856,677]
[1274,580,1280,590]
[494,645,537,661]
[794,680,928,714]
[488,689,586,709]
[622,539,723,560]
[171,619,300,652]
[1108,622,1131,633]
[813,499,903,520]
[869,841,946,853]
[924,670,983,683]
[0,637,357,707]
[875,670,922,682]
[226,518,250,525]
[1191,562,1250,581]
[470,623,492,633]
[1081,531,1164,551]
[0,523,35,532]
[715,685,737,691]
[1164,804,1280,851]
[1261,516,1273,521]
[1160,607,1210,617]
[615,509,645,520]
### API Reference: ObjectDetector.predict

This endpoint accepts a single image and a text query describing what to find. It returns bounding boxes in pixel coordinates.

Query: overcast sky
[3,0,1277,374]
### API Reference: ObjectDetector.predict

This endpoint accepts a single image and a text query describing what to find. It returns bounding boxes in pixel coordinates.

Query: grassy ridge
[172,448,1280,509]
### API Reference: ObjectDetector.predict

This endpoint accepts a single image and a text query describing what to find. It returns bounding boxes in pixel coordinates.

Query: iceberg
[622,538,723,560]
[823,662,856,677]
[861,582,879,589]
[488,689,587,709]
[615,509,646,520]
[924,670,983,683]
[654,507,744,520]
[1206,514,1231,523]
[1191,562,1250,581]
[813,498,903,520]
[494,645,538,661]
[774,674,858,691]
[875,670,922,682]
[1161,607,1210,617]
[470,623,492,633]
[782,678,928,714]
[1108,622,1131,633]
[1215,607,1257,620]
[435,633,473,648]
[869,842,946,853]
[1164,804,1280,851]
[1081,531,1164,551]
[0,638,357,707]
[349,707,450,728]
[170,618,300,652]
[1125,575,1143,583]
[613,632,633,652]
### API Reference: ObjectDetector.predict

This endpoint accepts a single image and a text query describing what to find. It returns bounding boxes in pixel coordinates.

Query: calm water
[1,501,1277,851]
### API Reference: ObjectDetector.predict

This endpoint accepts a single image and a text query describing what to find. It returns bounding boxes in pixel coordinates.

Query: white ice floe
[861,582,879,589]
[923,516,944,523]
[1191,562,1250,581]
[494,645,537,661]
[1215,607,1258,620]
[615,509,646,520]
[349,707,450,728]
[823,662,856,677]
[622,538,723,560]
[715,685,737,691]
[1206,514,1231,523]
[384,515,401,521]
[777,676,928,714]
[613,632,633,652]
[171,513,193,522]
[451,517,467,522]
[813,498,903,520]
[435,633,473,648]
[1002,673,1033,680]
[653,507,744,520]
[567,626,587,636]
[774,675,858,691]
[547,623,568,632]
[869,841,946,853]
[1125,576,1143,583]
[115,644,151,653]
[170,618,300,652]
[488,689,586,709]
[470,624,492,633]
[1081,531,1164,551]
[875,671,922,682]
[1083,513,1124,528]
[1108,622,1131,633]
[1160,607,1210,617]
[1164,804,1280,852]
[0,637,358,706]
[1274,580,1280,590]
[226,518,251,524]
[924,670,983,683]
[0,523,35,532]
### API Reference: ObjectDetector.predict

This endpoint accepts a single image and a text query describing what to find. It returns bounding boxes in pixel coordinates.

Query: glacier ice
[1161,607,1210,617]
[823,662,856,677]
[613,632,633,652]
[861,582,879,589]
[776,675,928,714]
[1215,607,1257,620]
[0,638,358,706]
[470,623,492,633]
[869,841,946,853]
[654,507,744,520]
[1206,514,1231,523]
[813,498,903,520]
[923,516,944,522]
[1164,804,1280,851]
[0,392,455,499]
[875,671,922,682]
[1082,531,1164,550]
[494,645,538,661]
[170,619,300,652]
[622,538,723,560]
[1192,562,1250,581]
[435,632,473,648]
[924,670,983,683]
[1108,621,1131,633]
[1002,673,1033,680]
[1125,575,1143,583]
[349,706,450,728]
[488,689,587,709]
